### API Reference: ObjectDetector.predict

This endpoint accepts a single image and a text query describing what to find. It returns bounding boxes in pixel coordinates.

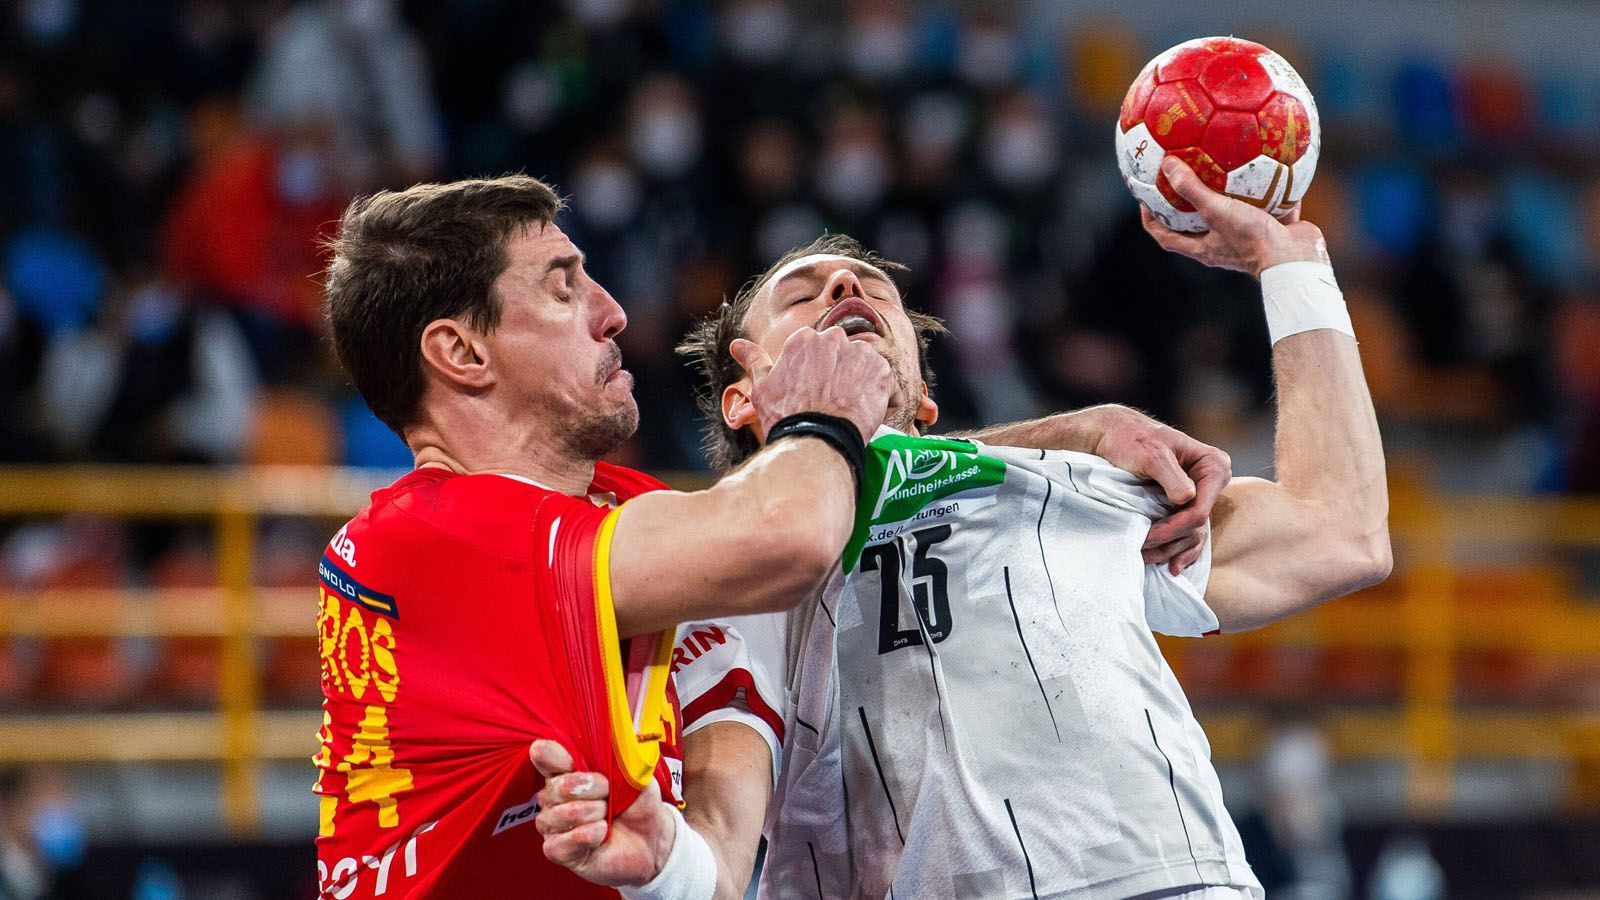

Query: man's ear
[721,378,756,432]
[914,380,939,430]
[419,319,494,390]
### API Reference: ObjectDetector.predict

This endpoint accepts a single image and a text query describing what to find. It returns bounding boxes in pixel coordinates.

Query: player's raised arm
[608,324,894,637]
[1145,157,1392,632]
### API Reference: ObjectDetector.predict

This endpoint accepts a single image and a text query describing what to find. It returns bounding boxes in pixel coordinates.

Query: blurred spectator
[0,767,87,899]
[246,0,443,187]
[1235,725,1354,900]
[0,0,1590,479]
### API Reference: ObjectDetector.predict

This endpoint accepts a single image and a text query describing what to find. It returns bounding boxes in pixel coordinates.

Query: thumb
[618,778,664,825]
[529,739,575,780]
[1161,157,1231,220]
[728,338,773,383]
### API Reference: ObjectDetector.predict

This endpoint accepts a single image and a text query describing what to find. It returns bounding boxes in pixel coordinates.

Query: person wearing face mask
[626,76,705,184]
[530,159,1390,900]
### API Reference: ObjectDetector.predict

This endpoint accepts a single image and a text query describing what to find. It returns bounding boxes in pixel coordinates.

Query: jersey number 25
[863,524,955,655]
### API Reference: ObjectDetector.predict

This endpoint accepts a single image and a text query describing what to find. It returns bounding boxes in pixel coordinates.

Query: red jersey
[314,464,683,899]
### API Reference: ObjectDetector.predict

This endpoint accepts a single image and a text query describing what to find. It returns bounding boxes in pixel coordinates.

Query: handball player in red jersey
[312,175,899,898]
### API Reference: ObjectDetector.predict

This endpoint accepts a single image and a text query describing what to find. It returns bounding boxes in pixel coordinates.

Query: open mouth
[818,297,885,340]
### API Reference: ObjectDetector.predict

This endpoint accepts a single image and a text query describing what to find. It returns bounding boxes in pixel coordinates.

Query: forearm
[1271,328,1388,546]
[947,406,1126,454]
[611,437,854,636]
[1208,266,1391,628]
[681,723,772,900]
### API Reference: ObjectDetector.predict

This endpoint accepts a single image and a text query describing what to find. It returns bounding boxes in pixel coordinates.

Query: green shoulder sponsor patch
[842,432,1007,572]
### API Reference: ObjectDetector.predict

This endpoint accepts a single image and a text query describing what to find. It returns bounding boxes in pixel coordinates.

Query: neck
[407,419,598,497]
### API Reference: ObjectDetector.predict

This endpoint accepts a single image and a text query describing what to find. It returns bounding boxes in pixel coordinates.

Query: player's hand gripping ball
[1115,36,1319,232]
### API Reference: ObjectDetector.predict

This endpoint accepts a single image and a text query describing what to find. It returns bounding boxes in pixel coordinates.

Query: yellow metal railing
[0,467,1598,832]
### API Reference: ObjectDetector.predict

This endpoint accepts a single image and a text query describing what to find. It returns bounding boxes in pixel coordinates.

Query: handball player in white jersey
[530,158,1391,900]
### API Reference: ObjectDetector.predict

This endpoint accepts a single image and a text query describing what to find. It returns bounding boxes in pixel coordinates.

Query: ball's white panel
[1287,138,1319,203]
[1126,176,1208,233]
[1224,154,1286,203]
[1116,121,1166,187]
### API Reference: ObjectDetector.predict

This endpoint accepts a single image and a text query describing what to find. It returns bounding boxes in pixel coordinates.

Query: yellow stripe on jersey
[593,507,676,790]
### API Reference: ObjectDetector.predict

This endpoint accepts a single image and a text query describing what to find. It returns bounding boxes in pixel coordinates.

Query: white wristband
[619,805,717,900]
[1259,261,1355,345]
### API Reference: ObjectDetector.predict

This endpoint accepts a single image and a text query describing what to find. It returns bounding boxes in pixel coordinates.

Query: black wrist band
[768,412,867,493]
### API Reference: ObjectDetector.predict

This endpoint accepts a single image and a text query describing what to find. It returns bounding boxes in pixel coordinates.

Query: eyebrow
[769,260,895,295]
[543,252,584,277]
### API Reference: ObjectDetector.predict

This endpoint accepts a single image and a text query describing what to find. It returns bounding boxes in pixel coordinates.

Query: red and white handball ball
[1115,36,1320,232]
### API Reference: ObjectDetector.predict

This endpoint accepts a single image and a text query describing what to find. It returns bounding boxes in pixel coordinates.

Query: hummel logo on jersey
[492,796,540,835]
[329,525,357,567]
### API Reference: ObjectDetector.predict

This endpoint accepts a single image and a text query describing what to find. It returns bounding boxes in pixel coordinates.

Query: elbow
[1338,523,1393,595]
[1361,531,1395,588]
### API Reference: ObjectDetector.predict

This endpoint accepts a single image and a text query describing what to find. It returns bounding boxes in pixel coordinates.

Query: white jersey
[689,430,1261,900]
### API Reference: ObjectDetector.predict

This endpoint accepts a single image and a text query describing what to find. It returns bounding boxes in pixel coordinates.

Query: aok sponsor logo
[843,432,1006,571]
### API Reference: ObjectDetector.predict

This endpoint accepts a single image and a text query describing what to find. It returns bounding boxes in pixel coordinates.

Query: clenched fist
[730,325,896,444]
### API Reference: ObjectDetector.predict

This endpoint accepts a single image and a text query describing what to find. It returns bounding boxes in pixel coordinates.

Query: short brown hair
[324,175,565,437]
[677,234,945,472]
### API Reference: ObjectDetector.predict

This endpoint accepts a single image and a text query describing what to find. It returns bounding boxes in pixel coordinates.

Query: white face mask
[723,0,796,64]
[846,20,914,80]
[755,204,826,264]
[958,25,1017,87]
[629,109,703,179]
[816,144,891,213]
[573,160,643,230]
[942,201,1008,268]
[343,0,398,32]
[565,0,628,28]
[503,62,559,133]
[903,93,970,157]
[984,118,1058,189]
[275,147,328,206]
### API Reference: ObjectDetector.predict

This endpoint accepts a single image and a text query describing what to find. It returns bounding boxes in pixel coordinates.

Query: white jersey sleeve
[972,440,1222,638]
[1143,529,1220,637]
[671,613,789,785]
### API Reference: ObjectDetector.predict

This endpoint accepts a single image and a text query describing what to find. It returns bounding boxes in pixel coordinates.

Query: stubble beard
[883,350,922,435]
[560,348,640,461]
[560,384,639,460]
[563,401,639,460]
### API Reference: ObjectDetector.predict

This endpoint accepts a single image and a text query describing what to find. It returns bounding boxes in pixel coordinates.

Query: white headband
[762,253,890,292]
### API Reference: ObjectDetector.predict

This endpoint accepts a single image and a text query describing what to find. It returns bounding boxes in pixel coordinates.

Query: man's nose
[823,269,864,305]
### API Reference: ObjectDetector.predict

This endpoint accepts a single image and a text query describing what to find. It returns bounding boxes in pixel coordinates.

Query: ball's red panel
[1156,147,1227,213]
[1120,65,1158,132]
[1201,110,1261,171]
[1144,79,1213,150]
[1257,91,1312,163]
[1204,36,1269,55]
[1199,52,1274,111]
[1156,44,1213,82]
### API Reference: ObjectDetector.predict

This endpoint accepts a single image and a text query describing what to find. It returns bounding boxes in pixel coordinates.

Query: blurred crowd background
[2,0,1599,897]
[4,0,1598,482]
